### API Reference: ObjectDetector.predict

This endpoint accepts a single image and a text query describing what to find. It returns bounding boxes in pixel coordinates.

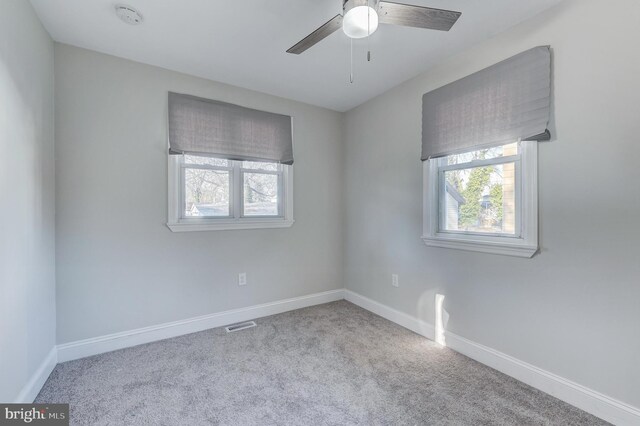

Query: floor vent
[225,321,257,333]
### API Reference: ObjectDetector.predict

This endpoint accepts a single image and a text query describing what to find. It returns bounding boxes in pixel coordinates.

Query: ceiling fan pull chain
[367,0,371,62]
[349,37,354,83]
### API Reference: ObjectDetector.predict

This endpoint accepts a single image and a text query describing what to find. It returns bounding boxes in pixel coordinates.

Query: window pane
[442,162,516,234]
[446,142,518,165]
[184,155,229,167]
[243,173,279,216]
[242,161,279,171]
[184,168,230,217]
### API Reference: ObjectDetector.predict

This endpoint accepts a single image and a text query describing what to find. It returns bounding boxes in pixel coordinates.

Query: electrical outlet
[392,274,399,288]
[238,272,247,286]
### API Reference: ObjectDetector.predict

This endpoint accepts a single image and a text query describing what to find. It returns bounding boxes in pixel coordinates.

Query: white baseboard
[14,346,58,403]
[344,290,640,426]
[57,289,345,363]
[344,290,436,340]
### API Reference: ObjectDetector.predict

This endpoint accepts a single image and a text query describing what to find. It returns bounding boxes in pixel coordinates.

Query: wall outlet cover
[392,274,399,288]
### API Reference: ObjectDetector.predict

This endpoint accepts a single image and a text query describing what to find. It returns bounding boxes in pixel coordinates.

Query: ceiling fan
[286,0,462,55]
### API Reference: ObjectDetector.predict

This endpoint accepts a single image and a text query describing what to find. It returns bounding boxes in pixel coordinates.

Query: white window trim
[167,155,294,232]
[422,141,538,258]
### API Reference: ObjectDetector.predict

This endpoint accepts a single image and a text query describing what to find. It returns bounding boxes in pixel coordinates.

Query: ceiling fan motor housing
[343,0,380,9]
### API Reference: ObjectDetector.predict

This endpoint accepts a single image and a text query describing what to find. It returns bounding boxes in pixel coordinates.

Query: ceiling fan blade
[378,2,461,31]
[287,14,344,54]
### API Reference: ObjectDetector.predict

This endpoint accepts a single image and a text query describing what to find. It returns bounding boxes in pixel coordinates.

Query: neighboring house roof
[445,182,466,204]
[191,204,227,216]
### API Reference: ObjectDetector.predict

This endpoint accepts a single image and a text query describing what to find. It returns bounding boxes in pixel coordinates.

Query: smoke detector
[115,5,143,25]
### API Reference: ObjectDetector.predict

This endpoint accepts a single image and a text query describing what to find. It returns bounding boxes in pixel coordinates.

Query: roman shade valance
[421,46,551,160]
[168,92,294,164]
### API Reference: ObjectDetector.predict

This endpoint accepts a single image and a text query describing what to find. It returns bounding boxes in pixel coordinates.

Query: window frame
[167,154,294,232]
[422,141,538,258]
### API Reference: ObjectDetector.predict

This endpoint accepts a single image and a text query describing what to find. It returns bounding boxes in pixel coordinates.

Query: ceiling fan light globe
[343,6,378,39]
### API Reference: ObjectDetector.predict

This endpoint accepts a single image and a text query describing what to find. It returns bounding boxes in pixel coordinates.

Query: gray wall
[0,0,56,402]
[343,0,640,408]
[54,44,344,344]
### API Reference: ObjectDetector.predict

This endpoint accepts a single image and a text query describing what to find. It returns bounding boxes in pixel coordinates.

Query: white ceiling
[30,0,563,111]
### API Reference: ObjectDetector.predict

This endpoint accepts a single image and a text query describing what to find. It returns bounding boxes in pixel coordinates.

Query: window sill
[422,235,538,258]
[167,218,295,232]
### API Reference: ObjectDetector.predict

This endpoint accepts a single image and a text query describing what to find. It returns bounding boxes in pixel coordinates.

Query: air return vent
[225,321,257,333]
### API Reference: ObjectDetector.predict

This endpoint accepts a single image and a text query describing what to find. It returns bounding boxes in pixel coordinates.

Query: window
[167,154,293,232]
[423,141,538,257]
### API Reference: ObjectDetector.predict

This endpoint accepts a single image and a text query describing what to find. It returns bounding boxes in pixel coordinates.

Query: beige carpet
[36,301,607,425]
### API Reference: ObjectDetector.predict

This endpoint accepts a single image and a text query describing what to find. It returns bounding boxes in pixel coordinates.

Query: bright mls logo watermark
[0,405,68,425]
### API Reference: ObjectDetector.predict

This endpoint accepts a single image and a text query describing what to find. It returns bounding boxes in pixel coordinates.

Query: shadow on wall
[0,51,35,403]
